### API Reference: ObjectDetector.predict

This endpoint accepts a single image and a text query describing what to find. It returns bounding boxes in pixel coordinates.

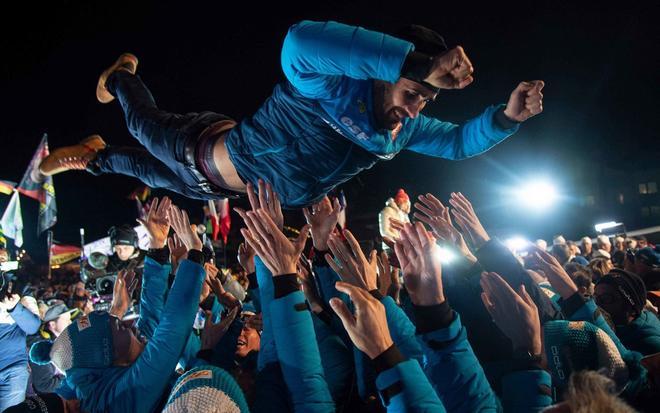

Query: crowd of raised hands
[17,180,659,413]
[222,181,658,412]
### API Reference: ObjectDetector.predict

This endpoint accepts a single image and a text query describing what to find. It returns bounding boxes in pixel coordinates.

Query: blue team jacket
[225,20,519,208]
[65,259,205,413]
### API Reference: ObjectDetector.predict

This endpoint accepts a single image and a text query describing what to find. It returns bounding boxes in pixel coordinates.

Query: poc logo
[340,116,369,141]
[551,345,565,380]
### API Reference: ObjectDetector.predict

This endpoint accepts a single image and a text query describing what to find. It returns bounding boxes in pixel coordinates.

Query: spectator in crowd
[597,235,613,254]
[595,270,660,355]
[581,236,594,260]
[630,247,660,291]
[0,277,40,411]
[26,302,77,394]
[635,236,649,249]
[535,239,548,251]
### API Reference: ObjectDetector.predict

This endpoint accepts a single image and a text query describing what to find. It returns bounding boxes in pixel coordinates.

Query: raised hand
[298,255,324,314]
[206,264,241,309]
[237,179,284,230]
[329,282,394,359]
[237,242,256,274]
[325,230,378,291]
[109,269,137,318]
[394,223,445,306]
[240,209,310,276]
[200,306,240,351]
[1,294,20,311]
[388,217,405,237]
[414,193,476,263]
[503,80,544,123]
[377,252,401,300]
[527,245,578,299]
[168,204,203,252]
[167,234,188,270]
[448,192,490,250]
[303,196,342,251]
[480,272,542,356]
[136,196,171,249]
[425,46,474,90]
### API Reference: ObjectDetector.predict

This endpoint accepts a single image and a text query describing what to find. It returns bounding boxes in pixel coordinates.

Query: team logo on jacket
[340,116,369,141]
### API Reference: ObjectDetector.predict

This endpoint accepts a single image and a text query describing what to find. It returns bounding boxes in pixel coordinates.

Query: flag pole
[46,230,53,280]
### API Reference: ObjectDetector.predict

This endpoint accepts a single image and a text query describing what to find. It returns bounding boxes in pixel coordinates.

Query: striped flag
[17,134,57,233]
[0,180,16,195]
[0,191,23,247]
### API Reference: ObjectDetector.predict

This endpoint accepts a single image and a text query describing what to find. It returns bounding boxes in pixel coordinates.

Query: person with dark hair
[0,282,40,411]
[106,225,145,274]
[26,302,77,394]
[40,21,543,208]
[630,247,660,291]
[594,270,660,355]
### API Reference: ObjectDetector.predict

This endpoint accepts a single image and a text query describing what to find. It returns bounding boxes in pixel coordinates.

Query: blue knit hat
[163,366,249,413]
[30,311,114,373]
[543,320,628,393]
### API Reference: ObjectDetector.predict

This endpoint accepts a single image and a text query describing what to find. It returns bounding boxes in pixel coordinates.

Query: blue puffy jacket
[65,258,205,413]
[226,20,519,208]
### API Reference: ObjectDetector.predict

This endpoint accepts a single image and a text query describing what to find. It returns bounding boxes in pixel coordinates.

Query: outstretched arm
[281,20,413,98]
[405,80,544,159]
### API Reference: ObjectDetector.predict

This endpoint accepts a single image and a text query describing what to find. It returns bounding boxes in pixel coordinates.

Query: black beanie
[597,269,647,315]
[395,24,448,56]
[108,224,138,247]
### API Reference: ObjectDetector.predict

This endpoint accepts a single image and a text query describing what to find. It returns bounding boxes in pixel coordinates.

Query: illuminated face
[48,313,72,338]
[373,78,437,130]
[235,325,261,358]
[114,245,135,261]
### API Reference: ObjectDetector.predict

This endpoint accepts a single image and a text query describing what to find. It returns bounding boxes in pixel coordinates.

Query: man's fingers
[295,224,311,253]
[302,207,313,224]
[343,230,365,261]
[246,182,259,211]
[329,297,356,329]
[394,241,408,269]
[456,75,474,89]
[257,179,267,210]
[414,202,435,218]
[519,284,536,308]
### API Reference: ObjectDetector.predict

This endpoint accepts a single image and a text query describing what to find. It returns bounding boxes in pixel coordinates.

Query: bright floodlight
[435,246,457,264]
[505,236,529,252]
[515,179,558,211]
[595,221,621,233]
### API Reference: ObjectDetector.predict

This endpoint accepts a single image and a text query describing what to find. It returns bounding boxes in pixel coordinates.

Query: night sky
[1,1,657,262]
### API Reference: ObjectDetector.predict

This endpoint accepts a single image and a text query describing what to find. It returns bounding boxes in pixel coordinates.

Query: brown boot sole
[96,53,139,104]
[39,135,107,176]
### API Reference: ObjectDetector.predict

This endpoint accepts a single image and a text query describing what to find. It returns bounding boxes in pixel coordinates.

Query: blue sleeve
[281,20,413,99]
[418,313,498,413]
[353,296,424,401]
[8,302,40,334]
[405,105,518,159]
[501,370,553,412]
[376,359,446,413]
[121,259,205,413]
[271,291,335,412]
[313,263,349,306]
[136,256,171,340]
[312,314,353,403]
[381,296,424,364]
[255,256,278,370]
[567,298,630,357]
